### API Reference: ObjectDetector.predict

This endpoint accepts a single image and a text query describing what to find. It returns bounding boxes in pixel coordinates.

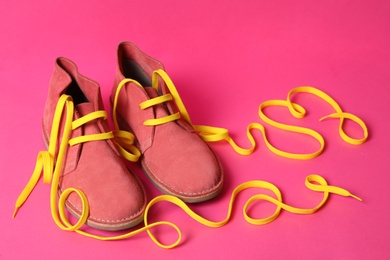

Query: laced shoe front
[13,47,368,249]
[14,57,146,231]
[111,42,224,203]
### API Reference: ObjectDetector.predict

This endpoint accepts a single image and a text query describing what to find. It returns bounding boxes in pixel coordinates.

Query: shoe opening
[122,59,152,87]
[65,80,89,105]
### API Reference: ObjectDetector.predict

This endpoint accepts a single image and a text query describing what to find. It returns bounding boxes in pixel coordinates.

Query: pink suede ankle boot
[111,42,223,203]
[40,57,146,231]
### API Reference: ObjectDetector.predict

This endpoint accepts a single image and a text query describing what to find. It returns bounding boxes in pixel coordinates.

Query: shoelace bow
[14,70,368,249]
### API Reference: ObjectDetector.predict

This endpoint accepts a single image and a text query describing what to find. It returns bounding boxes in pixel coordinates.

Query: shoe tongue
[74,102,102,135]
[144,86,159,98]
[75,102,96,117]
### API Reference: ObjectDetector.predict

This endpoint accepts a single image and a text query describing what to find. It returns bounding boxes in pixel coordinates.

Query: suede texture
[43,57,146,230]
[111,42,224,202]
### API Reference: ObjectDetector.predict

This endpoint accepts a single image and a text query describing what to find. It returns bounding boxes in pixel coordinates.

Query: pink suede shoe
[111,42,224,203]
[41,57,146,231]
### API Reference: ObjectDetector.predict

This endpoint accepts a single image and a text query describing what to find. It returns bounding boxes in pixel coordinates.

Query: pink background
[1,0,389,259]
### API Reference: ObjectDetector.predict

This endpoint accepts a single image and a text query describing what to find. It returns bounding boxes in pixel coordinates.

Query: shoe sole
[141,159,224,203]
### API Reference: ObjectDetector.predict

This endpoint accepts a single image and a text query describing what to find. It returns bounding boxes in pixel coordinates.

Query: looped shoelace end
[306,174,363,202]
[319,112,368,145]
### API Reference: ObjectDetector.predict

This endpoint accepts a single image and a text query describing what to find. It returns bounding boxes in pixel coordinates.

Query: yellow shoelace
[14,138,363,248]
[113,69,368,160]
[14,71,367,249]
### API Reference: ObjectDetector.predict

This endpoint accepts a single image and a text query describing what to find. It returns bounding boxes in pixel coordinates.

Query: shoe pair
[18,42,223,231]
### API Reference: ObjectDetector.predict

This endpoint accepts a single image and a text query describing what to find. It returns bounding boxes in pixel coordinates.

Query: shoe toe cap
[143,130,223,202]
[61,141,146,231]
